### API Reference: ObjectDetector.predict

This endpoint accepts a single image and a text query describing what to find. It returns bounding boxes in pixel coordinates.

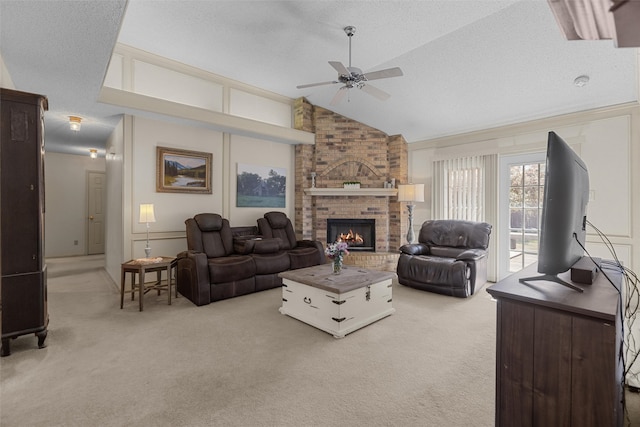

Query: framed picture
[236,163,286,207]
[156,146,212,194]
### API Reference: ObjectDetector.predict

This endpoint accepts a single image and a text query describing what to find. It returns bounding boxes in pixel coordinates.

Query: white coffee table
[278,264,395,338]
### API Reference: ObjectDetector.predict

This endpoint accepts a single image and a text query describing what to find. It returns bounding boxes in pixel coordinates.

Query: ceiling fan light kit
[297,26,403,105]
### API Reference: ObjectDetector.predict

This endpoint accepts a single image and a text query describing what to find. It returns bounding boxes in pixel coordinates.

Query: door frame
[498,151,545,280]
[86,170,106,255]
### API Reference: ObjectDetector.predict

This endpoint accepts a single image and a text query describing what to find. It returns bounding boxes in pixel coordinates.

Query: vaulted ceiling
[1,1,637,156]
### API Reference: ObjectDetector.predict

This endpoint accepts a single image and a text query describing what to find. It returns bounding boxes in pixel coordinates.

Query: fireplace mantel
[304,188,398,197]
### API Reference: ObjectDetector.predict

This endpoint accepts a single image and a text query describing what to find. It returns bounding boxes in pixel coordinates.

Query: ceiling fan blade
[360,83,390,101]
[330,87,348,106]
[296,81,339,89]
[329,61,350,77]
[362,67,404,81]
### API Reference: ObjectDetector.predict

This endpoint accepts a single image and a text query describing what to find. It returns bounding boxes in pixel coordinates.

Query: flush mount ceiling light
[69,115,82,132]
[89,149,98,159]
[574,75,590,87]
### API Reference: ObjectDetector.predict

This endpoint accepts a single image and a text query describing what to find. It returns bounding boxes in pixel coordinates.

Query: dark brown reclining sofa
[177,212,325,306]
[396,219,492,298]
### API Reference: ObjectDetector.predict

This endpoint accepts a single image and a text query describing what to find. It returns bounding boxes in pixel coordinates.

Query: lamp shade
[139,204,156,223]
[397,184,425,203]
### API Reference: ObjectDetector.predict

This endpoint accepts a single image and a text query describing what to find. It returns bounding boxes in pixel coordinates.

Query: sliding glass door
[508,162,545,273]
[498,152,545,279]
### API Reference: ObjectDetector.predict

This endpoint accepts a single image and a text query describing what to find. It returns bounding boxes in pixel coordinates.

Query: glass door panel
[509,162,544,273]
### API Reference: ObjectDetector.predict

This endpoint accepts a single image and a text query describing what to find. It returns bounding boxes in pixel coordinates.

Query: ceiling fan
[296,26,404,106]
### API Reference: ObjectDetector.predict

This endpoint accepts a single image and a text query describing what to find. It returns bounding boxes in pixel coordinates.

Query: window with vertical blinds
[433,156,487,222]
[433,154,497,282]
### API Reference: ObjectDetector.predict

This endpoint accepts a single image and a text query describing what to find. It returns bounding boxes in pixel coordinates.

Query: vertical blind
[433,155,490,222]
[433,154,498,282]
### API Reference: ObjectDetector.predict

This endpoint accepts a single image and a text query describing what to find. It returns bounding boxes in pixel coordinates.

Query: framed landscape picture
[156,146,212,194]
[236,163,286,207]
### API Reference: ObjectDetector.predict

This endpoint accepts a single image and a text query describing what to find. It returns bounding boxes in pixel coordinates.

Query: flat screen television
[519,131,590,292]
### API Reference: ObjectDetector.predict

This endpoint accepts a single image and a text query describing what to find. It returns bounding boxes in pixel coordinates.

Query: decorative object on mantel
[397,183,425,244]
[304,187,397,197]
[310,172,316,188]
[343,181,361,189]
[325,241,349,274]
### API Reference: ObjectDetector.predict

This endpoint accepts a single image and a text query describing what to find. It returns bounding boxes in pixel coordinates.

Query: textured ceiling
[0,0,127,155]
[1,0,637,156]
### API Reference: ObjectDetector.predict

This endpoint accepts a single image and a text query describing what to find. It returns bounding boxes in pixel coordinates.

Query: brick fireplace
[292,98,409,271]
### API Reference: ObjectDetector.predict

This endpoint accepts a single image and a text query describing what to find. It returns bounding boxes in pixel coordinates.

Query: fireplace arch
[322,156,382,181]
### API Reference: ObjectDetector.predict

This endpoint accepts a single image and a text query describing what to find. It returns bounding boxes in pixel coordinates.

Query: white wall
[102,115,297,284]
[0,52,15,89]
[44,152,106,257]
[409,103,640,278]
[124,116,224,262]
[105,117,125,282]
[229,89,292,127]
[102,45,303,284]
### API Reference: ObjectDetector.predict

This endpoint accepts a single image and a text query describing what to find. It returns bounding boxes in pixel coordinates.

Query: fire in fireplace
[338,229,364,245]
[327,219,375,252]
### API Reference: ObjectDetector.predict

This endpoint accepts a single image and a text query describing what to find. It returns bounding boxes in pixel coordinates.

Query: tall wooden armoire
[0,88,49,357]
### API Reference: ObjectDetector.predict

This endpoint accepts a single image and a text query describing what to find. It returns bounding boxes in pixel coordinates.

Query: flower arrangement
[325,241,349,258]
[325,241,349,274]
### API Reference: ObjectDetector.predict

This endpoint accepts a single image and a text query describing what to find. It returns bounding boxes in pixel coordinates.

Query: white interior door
[87,171,105,255]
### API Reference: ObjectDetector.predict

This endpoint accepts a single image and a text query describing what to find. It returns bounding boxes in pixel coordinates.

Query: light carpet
[1,260,639,426]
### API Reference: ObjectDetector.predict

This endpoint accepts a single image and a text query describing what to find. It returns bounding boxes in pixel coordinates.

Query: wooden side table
[120,257,177,311]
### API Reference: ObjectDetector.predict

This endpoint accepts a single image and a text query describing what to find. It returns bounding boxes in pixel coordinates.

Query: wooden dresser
[1,88,49,357]
[486,262,623,427]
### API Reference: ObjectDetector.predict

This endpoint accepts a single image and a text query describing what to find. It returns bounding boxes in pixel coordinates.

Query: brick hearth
[343,251,400,273]
[293,97,409,271]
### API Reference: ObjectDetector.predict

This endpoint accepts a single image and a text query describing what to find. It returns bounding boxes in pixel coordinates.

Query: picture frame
[156,146,212,194]
[236,163,286,207]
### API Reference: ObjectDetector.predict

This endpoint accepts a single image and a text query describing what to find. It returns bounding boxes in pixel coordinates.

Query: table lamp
[139,203,156,257]
[397,184,425,244]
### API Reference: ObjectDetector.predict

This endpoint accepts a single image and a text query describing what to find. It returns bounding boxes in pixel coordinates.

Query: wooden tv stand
[486,262,623,427]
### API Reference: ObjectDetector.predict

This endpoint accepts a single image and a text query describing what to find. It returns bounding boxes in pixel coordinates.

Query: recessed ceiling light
[573,75,590,87]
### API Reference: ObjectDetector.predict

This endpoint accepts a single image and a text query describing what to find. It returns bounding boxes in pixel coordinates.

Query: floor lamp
[139,203,156,257]
[397,184,425,244]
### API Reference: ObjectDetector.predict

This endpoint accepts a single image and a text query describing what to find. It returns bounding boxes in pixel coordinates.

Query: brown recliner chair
[257,211,325,270]
[396,219,492,298]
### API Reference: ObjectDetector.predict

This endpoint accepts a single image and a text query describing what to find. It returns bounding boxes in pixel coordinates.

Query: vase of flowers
[325,241,349,274]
